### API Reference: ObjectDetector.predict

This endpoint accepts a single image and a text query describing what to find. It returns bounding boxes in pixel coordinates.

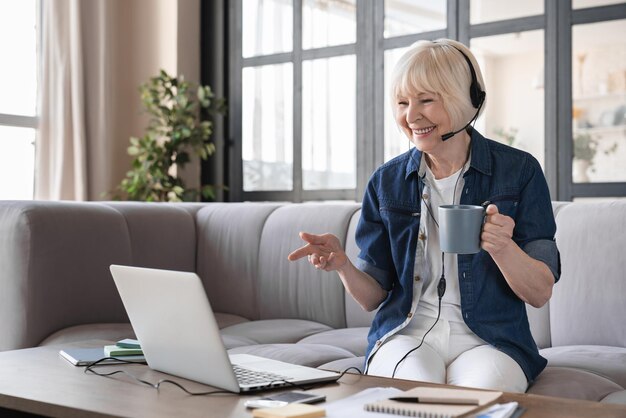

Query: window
[470,0,543,24]
[384,0,446,38]
[234,0,358,201]
[242,63,294,191]
[225,1,626,202]
[302,55,356,190]
[0,0,38,200]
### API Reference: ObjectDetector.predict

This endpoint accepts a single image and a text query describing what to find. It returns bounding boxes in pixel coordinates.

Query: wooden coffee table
[0,341,624,418]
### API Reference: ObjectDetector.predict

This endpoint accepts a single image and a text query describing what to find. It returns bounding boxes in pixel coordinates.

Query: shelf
[574,124,626,135]
[573,92,626,102]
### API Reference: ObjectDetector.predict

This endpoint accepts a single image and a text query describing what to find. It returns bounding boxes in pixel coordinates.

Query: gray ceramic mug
[438,204,485,254]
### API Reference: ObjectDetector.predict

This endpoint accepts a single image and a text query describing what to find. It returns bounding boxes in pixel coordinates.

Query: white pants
[367,321,528,393]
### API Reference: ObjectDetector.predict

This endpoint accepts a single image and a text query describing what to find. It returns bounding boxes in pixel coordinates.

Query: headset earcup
[469,83,485,109]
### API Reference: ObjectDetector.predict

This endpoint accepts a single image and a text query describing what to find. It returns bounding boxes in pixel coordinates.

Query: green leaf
[201,185,215,200]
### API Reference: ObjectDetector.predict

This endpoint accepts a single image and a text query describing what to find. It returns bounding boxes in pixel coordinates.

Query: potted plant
[113,70,226,202]
[572,132,618,182]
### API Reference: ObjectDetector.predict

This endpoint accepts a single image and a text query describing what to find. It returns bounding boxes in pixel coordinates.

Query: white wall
[482,50,545,167]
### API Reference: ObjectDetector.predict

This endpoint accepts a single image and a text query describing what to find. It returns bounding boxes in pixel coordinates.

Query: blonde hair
[389,39,486,130]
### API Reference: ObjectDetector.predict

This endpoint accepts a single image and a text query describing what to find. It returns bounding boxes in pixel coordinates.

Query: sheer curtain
[35,0,189,201]
[36,0,88,200]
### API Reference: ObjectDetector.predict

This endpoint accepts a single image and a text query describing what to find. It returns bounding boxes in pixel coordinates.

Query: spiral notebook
[364,386,502,418]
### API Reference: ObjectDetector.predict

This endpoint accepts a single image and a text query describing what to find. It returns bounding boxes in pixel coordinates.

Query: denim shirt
[355,129,560,382]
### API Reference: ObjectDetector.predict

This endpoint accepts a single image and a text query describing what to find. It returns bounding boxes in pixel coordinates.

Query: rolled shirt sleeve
[522,239,560,282]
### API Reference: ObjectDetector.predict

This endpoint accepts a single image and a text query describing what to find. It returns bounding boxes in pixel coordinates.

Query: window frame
[229,0,362,202]
[219,0,626,202]
[559,2,626,199]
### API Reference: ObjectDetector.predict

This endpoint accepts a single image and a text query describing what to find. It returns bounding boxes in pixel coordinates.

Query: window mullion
[228,0,243,201]
[0,114,38,129]
[447,0,459,40]
[458,0,470,45]
[293,0,303,202]
[372,0,385,174]
[356,0,375,200]
[556,0,573,201]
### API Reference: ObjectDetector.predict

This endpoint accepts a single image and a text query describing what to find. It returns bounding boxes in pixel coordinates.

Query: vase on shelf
[573,159,591,183]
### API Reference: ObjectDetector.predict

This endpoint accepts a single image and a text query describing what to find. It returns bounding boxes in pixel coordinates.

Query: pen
[388,396,479,405]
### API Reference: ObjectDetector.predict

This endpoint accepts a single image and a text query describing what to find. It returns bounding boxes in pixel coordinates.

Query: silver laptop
[109,265,341,393]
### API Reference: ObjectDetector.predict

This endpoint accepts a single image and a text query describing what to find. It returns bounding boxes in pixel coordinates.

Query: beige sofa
[0,200,624,403]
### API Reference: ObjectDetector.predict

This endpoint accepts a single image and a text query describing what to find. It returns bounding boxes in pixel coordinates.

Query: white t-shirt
[397,154,487,362]
[401,156,468,337]
[416,162,465,322]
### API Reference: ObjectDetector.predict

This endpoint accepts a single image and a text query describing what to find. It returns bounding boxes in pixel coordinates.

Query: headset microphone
[441,101,483,141]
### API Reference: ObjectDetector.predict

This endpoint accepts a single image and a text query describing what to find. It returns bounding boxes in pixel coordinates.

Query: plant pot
[573,159,591,183]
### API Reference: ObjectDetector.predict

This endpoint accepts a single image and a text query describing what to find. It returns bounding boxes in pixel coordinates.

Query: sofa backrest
[258,203,361,328]
[344,209,378,327]
[195,203,283,321]
[196,202,361,329]
[525,201,571,349]
[107,202,200,270]
[0,201,201,351]
[549,200,626,348]
[3,199,623,353]
[0,201,132,350]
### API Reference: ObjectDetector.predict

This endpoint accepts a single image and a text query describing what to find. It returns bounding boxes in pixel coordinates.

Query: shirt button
[422,193,429,200]
[407,312,413,318]
[419,233,426,241]
[414,275,421,282]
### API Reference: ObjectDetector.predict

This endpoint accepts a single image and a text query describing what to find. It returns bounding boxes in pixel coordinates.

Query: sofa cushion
[526,303,551,349]
[196,203,282,321]
[256,204,360,329]
[220,319,333,344]
[105,202,197,271]
[228,343,355,368]
[344,209,377,328]
[38,323,135,346]
[221,334,257,350]
[0,201,134,351]
[527,366,623,402]
[601,390,626,405]
[214,312,249,329]
[540,345,626,388]
[551,201,626,348]
[297,327,369,356]
[318,356,366,373]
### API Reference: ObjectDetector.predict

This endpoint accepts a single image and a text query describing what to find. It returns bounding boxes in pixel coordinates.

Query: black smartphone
[244,391,326,409]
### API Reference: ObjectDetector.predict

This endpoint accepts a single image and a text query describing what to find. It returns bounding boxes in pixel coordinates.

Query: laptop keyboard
[233,365,291,386]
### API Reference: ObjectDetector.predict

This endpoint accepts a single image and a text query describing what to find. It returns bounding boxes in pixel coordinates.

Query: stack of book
[104,339,143,357]
[59,338,145,366]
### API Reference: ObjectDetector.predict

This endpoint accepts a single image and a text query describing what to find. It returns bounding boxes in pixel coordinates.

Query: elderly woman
[288,39,559,393]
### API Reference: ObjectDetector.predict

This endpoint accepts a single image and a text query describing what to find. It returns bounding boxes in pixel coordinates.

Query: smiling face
[389,39,486,154]
[394,91,453,152]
